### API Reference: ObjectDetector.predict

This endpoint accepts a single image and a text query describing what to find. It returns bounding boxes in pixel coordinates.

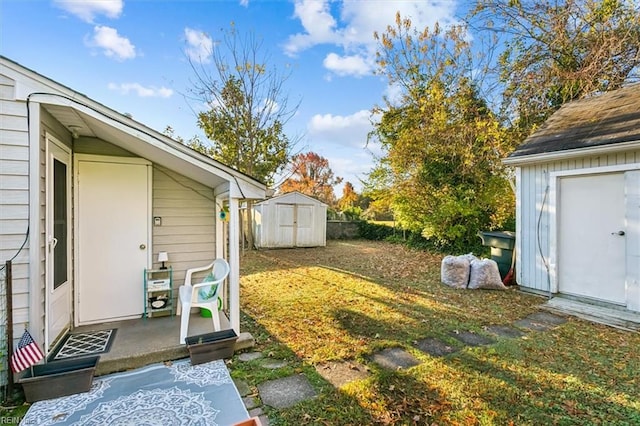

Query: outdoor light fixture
[158,252,169,270]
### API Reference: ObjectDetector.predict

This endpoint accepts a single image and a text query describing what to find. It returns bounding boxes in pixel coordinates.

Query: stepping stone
[243,396,260,410]
[415,337,459,357]
[315,361,369,387]
[258,374,317,409]
[450,331,496,346]
[514,312,567,331]
[238,351,263,362]
[485,325,526,339]
[233,378,251,397]
[259,359,288,369]
[372,347,420,370]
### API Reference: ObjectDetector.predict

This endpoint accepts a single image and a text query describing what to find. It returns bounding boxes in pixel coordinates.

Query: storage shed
[504,84,640,314]
[253,192,327,248]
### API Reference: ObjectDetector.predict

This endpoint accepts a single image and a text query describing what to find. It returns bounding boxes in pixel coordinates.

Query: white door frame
[549,162,640,310]
[73,154,152,326]
[45,134,72,350]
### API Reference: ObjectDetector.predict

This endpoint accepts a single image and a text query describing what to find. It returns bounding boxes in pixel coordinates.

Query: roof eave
[503,139,640,166]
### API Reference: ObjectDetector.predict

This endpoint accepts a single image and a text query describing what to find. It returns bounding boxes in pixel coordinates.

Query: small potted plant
[185,329,238,365]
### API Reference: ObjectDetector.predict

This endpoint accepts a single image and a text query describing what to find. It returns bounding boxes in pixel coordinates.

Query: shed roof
[254,191,327,206]
[505,84,640,164]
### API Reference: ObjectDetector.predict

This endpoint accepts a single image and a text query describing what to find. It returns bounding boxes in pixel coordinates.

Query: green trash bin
[478,231,515,280]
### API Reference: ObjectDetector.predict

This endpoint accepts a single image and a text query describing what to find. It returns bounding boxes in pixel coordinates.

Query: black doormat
[48,329,117,361]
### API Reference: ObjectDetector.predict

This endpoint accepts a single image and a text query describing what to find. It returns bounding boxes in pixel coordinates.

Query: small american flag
[10,329,44,373]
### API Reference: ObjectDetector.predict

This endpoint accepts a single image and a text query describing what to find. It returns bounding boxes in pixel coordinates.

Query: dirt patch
[315,361,369,388]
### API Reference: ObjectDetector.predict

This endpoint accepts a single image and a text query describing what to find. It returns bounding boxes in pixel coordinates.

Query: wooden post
[5,260,14,399]
[228,197,240,334]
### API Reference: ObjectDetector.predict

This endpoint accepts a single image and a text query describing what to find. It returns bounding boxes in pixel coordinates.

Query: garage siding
[517,150,640,293]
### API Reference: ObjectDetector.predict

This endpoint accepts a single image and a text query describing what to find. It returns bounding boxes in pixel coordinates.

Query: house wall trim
[28,101,41,343]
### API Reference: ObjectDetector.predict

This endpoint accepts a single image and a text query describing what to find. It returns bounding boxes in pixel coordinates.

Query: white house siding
[152,166,216,291]
[516,150,640,294]
[0,73,30,345]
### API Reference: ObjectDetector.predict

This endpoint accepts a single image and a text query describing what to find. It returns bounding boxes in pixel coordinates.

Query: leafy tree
[368,14,515,251]
[472,0,640,136]
[163,126,202,146]
[187,25,301,248]
[361,160,394,221]
[188,25,301,186]
[337,182,358,210]
[279,152,343,205]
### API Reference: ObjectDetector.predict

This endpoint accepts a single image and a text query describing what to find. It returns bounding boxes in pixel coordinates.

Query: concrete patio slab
[543,297,640,332]
[258,374,317,409]
[69,314,255,376]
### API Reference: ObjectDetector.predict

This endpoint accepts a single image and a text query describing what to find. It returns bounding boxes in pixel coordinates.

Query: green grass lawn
[236,240,640,425]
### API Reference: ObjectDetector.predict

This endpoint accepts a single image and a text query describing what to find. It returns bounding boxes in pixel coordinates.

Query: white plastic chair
[177,258,230,344]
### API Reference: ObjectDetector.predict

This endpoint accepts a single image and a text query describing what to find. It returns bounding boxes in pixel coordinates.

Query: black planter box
[19,356,100,402]
[185,329,238,365]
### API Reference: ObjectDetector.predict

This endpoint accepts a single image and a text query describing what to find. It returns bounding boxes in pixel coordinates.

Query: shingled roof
[506,83,640,162]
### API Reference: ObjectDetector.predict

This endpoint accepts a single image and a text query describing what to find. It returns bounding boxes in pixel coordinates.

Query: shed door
[558,173,626,304]
[296,205,314,247]
[76,157,150,324]
[276,203,295,247]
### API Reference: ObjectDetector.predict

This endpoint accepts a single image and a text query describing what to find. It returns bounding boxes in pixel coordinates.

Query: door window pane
[54,158,67,288]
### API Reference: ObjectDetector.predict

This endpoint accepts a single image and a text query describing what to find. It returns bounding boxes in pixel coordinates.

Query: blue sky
[1,0,464,194]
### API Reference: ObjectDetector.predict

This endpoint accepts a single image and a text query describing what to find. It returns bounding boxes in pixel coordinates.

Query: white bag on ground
[468,258,507,290]
[441,255,470,289]
[461,253,478,264]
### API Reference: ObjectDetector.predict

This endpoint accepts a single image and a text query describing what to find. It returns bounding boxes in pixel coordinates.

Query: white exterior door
[46,137,72,349]
[295,205,314,247]
[558,173,626,304]
[276,203,295,247]
[76,156,150,325]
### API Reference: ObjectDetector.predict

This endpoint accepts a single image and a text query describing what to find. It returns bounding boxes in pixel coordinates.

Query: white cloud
[86,25,136,61]
[323,53,371,77]
[184,28,213,63]
[383,82,404,106]
[285,0,339,55]
[308,109,373,149]
[285,0,458,77]
[108,83,173,98]
[54,0,123,23]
